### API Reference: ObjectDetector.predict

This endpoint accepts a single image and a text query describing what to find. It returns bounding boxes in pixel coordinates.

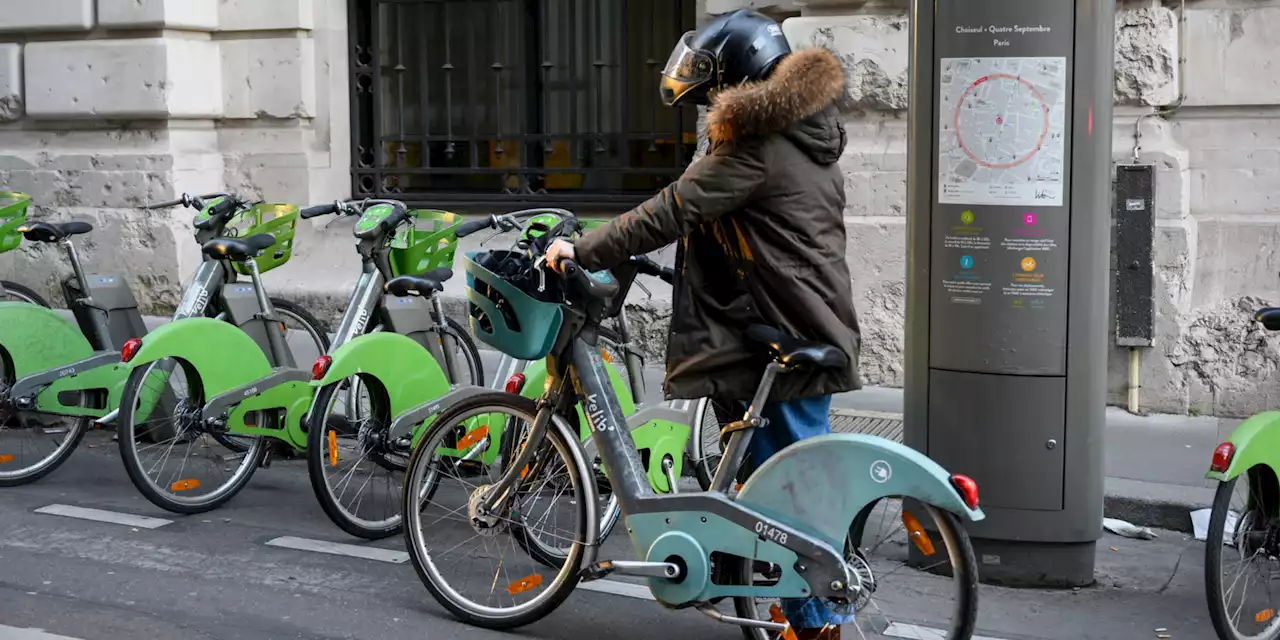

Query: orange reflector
[519,465,529,479]
[0,454,13,464]
[328,430,338,467]
[768,604,799,640]
[506,573,543,595]
[902,511,936,556]
[600,349,612,363]
[457,425,489,450]
[735,483,743,491]
[170,479,200,492]
[1259,609,1275,623]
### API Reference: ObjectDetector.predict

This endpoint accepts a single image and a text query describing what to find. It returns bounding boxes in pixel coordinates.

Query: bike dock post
[903,0,1115,586]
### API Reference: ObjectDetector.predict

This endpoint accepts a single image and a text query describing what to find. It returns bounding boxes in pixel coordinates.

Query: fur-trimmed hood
[706,47,846,162]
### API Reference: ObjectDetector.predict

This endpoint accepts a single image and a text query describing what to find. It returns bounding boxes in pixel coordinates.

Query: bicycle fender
[310,332,450,419]
[124,317,273,399]
[1207,411,1280,482]
[0,302,95,378]
[736,434,985,549]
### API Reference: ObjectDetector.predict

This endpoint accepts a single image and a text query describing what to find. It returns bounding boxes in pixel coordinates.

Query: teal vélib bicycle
[397,220,984,638]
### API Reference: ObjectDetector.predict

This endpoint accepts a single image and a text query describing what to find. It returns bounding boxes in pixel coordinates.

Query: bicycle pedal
[578,561,617,583]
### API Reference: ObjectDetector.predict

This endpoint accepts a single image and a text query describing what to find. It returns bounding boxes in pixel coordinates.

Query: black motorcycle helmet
[660,9,792,107]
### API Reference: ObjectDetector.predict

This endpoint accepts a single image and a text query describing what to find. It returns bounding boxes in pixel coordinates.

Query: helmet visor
[662,32,715,86]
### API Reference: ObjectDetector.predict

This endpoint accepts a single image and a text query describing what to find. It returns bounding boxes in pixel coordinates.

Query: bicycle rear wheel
[729,501,978,639]
[117,357,267,513]
[402,392,592,630]
[1205,472,1280,640]
[0,281,49,307]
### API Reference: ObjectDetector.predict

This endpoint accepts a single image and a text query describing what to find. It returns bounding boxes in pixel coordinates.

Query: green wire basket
[0,191,32,254]
[388,210,463,278]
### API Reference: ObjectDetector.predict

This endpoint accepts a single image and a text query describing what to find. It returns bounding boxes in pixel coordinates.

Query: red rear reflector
[121,338,143,363]
[505,373,526,394]
[950,474,979,510]
[312,355,332,380]
[1211,442,1236,473]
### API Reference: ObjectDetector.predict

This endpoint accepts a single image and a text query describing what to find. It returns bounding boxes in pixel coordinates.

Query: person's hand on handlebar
[545,239,576,274]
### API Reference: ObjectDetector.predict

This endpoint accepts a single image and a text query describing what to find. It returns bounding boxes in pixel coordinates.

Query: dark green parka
[575,47,861,403]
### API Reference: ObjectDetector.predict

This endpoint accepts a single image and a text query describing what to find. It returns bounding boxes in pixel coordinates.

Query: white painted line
[0,624,84,640]
[265,536,410,564]
[33,504,172,530]
[579,579,654,600]
[883,622,1005,640]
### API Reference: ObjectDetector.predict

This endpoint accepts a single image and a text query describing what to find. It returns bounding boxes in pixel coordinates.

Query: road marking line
[265,536,409,564]
[884,622,1005,640]
[33,504,172,530]
[579,579,654,600]
[0,624,84,639]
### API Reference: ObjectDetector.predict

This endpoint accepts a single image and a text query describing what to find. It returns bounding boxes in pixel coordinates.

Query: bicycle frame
[489,306,695,494]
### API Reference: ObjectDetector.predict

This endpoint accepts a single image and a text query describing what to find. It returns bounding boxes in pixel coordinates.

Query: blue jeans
[739,394,855,630]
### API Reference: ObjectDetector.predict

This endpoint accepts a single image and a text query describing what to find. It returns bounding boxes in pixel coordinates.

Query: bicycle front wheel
[729,501,978,640]
[403,391,592,630]
[1206,472,1280,640]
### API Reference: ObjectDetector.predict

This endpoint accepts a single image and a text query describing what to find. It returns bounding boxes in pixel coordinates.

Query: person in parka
[546,9,861,478]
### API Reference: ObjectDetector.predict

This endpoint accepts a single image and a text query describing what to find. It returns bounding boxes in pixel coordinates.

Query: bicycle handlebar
[300,202,340,219]
[630,255,674,285]
[560,259,619,300]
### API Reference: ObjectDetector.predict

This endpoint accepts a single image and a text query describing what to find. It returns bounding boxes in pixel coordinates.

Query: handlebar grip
[143,198,183,210]
[561,259,620,300]
[455,217,495,238]
[658,266,675,285]
[300,203,340,219]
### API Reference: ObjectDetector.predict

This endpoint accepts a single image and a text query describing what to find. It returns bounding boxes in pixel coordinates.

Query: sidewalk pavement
[832,386,1220,534]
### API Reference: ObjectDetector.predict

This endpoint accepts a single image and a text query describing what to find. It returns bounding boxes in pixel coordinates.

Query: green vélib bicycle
[0,192,327,487]
[1203,305,1280,640]
[398,221,984,638]
[0,191,53,307]
[115,198,481,524]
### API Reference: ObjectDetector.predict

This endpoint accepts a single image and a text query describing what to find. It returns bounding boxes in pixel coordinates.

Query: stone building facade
[0,0,1277,417]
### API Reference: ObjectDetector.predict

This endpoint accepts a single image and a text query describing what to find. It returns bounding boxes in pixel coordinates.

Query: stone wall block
[0,44,22,122]
[1114,7,1179,107]
[782,15,908,111]
[221,38,317,119]
[97,0,218,30]
[0,0,94,32]
[218,0,313,31]
[1185,7,1280,107]
[25,39,222,119]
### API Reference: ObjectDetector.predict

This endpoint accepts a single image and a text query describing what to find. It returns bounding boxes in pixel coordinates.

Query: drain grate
[829,409,904,443]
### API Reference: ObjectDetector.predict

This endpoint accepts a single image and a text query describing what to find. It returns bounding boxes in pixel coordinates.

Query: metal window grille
[349,0,699,209]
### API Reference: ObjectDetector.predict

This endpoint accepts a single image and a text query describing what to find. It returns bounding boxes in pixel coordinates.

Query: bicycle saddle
[1256,307,1280,331]
[745,324,848,370]
[386,267,453,297]
[201,233,275,262]
[19,221,93,243]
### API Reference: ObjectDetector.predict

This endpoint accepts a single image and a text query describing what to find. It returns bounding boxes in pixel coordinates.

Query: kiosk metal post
[904,0,1115,586]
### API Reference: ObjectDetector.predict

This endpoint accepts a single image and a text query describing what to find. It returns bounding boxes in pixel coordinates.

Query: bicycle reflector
[1210,442,1236,473]
[120,338,143,363]
[312,355,333,381]
[950,474,979,510]
[505,373,526,394]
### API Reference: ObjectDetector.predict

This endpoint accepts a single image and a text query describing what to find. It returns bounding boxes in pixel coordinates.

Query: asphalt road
[0,425,1220,640]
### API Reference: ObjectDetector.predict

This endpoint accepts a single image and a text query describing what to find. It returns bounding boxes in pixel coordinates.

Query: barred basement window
[349,0,699,208]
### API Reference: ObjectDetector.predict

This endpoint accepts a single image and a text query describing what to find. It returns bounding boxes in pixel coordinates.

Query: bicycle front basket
[228,203,299,275]
[389,209,462,277]
[464,250,563,361]
[0,191,32,254]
